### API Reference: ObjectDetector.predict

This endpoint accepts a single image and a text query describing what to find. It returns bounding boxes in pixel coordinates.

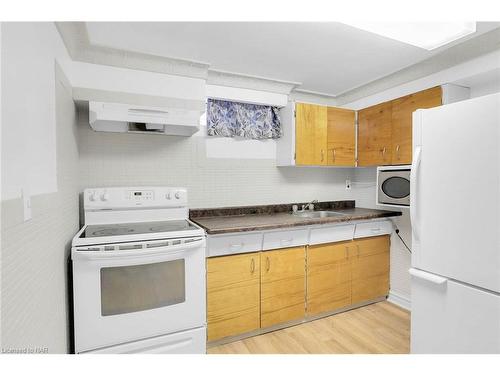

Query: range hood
[89,101,203,136]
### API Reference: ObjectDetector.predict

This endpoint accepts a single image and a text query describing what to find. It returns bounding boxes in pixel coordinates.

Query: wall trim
[55,22,210,80]
[388,290,411,311]
[207,69,300,95]
[336,28,500,105]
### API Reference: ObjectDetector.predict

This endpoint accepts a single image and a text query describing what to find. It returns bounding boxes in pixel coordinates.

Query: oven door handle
[73,237,206,261]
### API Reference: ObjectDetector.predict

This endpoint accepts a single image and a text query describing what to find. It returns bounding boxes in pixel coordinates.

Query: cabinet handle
[396,144,400,159]
[250,258,255,274]
[332,148,336,162]
[266,257,270,272]
[321,149,324,162]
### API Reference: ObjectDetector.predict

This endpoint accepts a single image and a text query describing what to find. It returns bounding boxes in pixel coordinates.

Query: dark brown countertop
[190,201,401,235]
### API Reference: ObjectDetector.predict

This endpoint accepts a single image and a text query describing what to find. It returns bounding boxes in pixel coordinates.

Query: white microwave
[376,165,411,207]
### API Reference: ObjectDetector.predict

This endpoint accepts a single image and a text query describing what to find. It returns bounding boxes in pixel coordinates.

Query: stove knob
[101,192,110,201]
[175,191,181,199]
[166,192,172,200]
[89,191,98,202]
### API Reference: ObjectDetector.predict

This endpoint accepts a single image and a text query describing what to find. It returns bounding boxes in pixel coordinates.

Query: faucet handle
[308,203,315,211]
[292,204,298,213]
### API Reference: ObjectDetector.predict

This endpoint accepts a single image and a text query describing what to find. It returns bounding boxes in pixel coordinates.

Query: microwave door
[379,171,410,206]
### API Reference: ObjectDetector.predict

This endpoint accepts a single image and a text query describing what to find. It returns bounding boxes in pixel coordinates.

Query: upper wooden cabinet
[295,103,328,165]
[277,84,469,167]
[391,86,442,165]
[327,107,356,166]
[277,102,355,167]
[358,86,445,166]
[358,101,393,166]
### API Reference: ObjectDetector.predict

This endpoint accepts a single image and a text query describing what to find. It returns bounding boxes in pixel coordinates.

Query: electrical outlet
[345,178,351,190]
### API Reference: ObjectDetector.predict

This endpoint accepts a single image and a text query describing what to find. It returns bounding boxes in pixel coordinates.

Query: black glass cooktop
[81,220,198,238]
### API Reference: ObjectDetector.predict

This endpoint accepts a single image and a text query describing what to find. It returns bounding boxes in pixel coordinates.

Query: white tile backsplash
[77,110,356,208]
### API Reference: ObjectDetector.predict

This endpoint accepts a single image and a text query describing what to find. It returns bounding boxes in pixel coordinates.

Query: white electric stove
[71,187,207,354]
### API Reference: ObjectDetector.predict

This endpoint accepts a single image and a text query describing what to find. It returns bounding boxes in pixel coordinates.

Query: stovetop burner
[80,220,198,239]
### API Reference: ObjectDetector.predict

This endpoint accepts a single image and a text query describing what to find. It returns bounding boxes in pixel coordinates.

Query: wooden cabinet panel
[351,236,390,304]
[295,103,328,165]
[261,247,306,328]
[307,241,351,315]
[207,253,260,341]
[327,107,356,166]
[358,101,392,166]
[391,86,442,165]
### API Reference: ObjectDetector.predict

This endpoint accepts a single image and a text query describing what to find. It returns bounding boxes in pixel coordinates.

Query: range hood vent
[89,102,203,136]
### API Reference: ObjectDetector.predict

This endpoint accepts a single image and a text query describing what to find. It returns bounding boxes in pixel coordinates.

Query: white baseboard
[387,290,411,311]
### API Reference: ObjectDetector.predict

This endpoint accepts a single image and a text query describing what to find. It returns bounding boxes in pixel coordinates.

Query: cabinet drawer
[207,232,263,257]
[309,224,355,245]
[262,229,309,251]
[354,220,393,238]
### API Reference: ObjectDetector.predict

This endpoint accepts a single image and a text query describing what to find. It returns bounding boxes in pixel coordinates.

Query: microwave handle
[73,237,205,261]
[410,146,422,241]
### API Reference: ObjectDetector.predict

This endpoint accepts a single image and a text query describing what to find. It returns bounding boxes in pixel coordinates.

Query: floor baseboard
[387,290,411,311]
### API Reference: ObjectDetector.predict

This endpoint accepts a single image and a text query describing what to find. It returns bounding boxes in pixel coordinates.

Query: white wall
[1,24,80,354]
[1,23,72,201]
[1,65,79,354]
[352,168,411,308]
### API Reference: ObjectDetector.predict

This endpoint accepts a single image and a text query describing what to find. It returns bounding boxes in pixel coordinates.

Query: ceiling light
[344,22,477,50]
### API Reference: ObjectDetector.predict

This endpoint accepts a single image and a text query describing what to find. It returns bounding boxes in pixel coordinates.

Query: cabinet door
[295,103,328,165]
[261,247,306,328]
[207,253,260,341]
[351,235,390,304]
[357,101,392,166]
[327,107,356,166]
[391,86,442,165]
[307,241,352,316]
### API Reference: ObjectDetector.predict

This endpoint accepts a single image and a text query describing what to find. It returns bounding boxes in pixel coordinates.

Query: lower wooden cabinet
[307,235,390,316]
[206,236,389,342]
[351,235,390,304]
[260,247,306,328]
[307,241,351,315]
[206,252,260,341]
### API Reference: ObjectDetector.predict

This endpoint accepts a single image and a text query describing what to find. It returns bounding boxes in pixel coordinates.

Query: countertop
[190,201,401,235]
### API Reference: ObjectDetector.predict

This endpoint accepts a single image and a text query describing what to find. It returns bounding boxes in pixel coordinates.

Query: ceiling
[85,22,500,97]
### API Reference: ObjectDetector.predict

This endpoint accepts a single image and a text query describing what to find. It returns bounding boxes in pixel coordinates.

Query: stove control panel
[84,187,188,209]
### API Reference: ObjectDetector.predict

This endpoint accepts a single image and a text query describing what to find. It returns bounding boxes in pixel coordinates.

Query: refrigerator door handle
[410,146,422,241]
[409,268,448,285]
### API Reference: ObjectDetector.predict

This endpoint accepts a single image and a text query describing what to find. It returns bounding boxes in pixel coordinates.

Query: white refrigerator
[410,93,500,354]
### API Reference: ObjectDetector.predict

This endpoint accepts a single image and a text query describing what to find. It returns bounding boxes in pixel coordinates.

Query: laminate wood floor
[207,301,410,354]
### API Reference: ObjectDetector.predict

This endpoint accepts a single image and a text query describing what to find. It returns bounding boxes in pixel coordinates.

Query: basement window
[207,98,282,139]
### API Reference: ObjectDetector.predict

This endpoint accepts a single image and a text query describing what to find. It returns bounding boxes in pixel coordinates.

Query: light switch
[22,188,32,221]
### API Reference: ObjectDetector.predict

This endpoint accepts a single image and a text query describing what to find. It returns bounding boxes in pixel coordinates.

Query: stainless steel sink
[292,210,347,219]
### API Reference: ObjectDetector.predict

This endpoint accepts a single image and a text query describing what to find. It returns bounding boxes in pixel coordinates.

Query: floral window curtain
[207,99,282,139]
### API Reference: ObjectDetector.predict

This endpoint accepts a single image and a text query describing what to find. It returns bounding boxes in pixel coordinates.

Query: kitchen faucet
[302,199,318,211]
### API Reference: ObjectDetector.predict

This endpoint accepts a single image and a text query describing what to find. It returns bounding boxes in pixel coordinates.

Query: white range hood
[89,101,203,136]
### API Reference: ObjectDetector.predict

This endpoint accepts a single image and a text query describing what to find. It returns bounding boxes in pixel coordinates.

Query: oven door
[377,169,411,206]
[72,236,206,353]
